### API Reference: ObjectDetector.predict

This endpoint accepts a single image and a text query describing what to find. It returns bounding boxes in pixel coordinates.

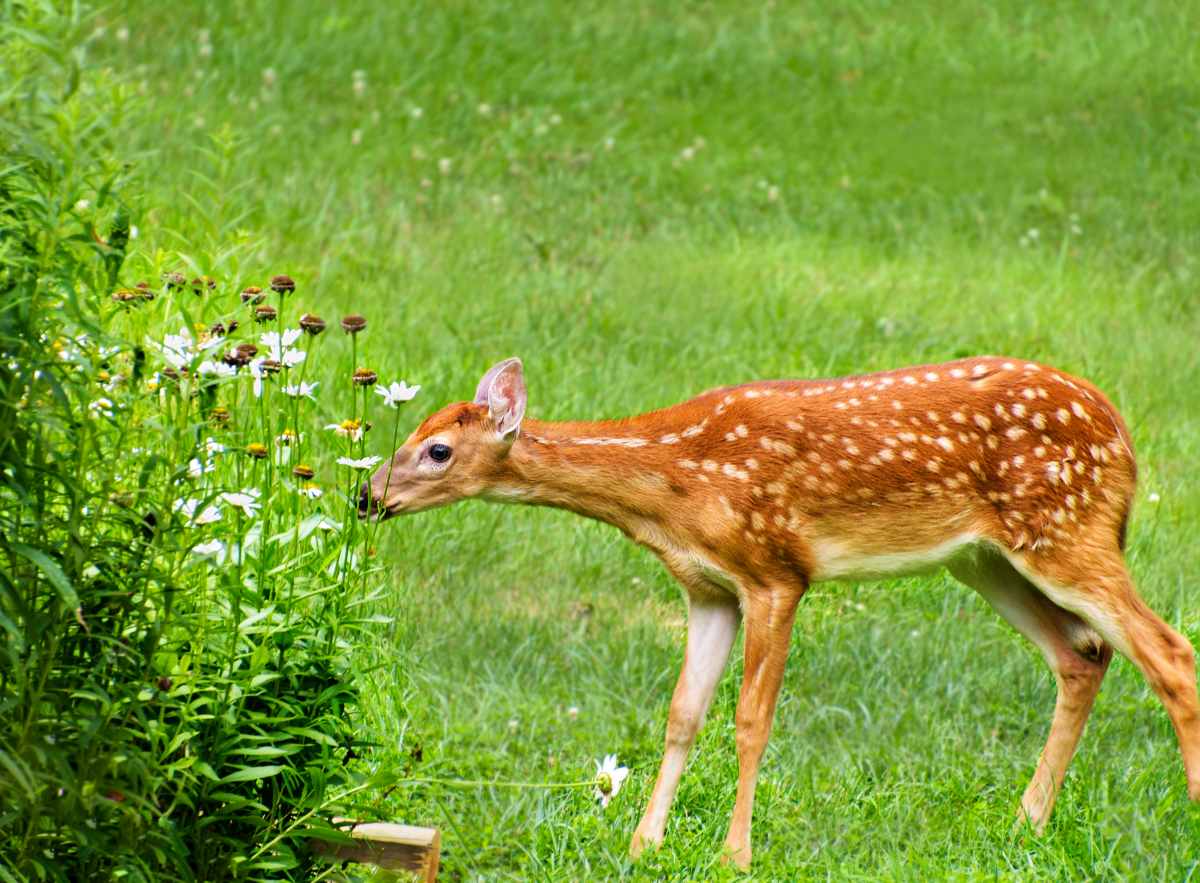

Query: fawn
[362,356,1200,869]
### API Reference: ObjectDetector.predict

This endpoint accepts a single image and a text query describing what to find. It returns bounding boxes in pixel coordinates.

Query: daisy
[173,497,222,526]
[282,380,319,399]
[248,359,265,398]
[593,755,629,808]
[88,397,114,418]
[337,455,382,470]
[326,419,364,442]
[192,539,226,564]
[187,457,215,479]
[259,329,306,368]
[197,359,236,378]
[220,488,262,518]
[376,380,421,408]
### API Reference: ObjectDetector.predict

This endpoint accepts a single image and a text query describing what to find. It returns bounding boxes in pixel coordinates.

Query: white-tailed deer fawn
[362,356,1200,869]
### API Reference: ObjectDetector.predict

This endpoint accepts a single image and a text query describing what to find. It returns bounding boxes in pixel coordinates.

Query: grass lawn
[101,1,1198,877]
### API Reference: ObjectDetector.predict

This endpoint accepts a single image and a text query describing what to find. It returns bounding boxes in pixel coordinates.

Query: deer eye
[428,443,452,463]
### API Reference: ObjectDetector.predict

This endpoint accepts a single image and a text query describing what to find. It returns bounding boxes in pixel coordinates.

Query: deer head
[360,357,527,519]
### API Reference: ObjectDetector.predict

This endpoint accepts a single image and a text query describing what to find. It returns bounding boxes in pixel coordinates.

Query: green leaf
[219,765,285,784]
[10,541,78,609]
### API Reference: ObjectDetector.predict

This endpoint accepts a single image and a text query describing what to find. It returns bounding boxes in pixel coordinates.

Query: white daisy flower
[173,497,222,526]
[376,380,421,408]
[198,359,236,378]
[325,419,364,442]
[220,488,262,518]
[204,437,225,456]
[248,359,265,398]
[88,397,114,418]
[192,539,226,563]
[337,455,382,470]
[282,380,319,399]
[593,754,629,808]
[259,329,306,368]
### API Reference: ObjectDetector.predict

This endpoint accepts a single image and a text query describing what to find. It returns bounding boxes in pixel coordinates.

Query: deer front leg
[631,596,741,858]
[722,584,804,870]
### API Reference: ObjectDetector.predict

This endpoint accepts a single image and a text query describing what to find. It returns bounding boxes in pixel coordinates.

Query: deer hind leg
[722,582,805,870]
[949,552,1111,832]
[631,595,741,859]
[1008,545,1200,803]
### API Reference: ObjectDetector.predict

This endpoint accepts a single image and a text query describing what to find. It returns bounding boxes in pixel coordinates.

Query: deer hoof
[629,830,660,860]
[720,842,752,871]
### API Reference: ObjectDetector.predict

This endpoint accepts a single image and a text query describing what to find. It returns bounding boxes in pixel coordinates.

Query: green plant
[0,6,414,880]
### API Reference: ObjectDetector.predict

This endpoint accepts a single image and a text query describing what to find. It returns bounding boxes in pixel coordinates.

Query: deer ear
[473,358,526,440]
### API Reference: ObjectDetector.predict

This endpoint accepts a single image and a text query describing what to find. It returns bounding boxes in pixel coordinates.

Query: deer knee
[734,711,769,757]
[665,703,704,747]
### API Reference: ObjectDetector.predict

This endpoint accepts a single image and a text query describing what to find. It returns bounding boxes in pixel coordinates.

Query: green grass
[99,1,1199,877]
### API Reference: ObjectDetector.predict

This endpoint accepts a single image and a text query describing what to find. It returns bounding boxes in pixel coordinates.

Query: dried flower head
[299,313,327,335]
[259,359,283,375]
[163,271,187,290]
[352,368,378,387]
[111,288,141,303]
[223,342,258,368]
[270,274,296,295]
[209,406,232,426]
[246,442,269,459]
[241,286,265,304]
[254,304,277,323]
[191,275,216,295]
[209,322,227,337]
[340,314,367,335]
[135,281,154,300]
[292,464,315,480]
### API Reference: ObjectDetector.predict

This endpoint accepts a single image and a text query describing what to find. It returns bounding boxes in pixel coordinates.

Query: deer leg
[722,584,804,870]
[949,553,1111,832]
[631,596,740,858]
[1011,549,1200,802]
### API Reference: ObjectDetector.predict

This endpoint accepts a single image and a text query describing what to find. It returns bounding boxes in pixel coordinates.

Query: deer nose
[357,483,373,518]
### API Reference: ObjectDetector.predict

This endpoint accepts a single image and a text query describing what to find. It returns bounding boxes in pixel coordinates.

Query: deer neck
[486,417,679,536]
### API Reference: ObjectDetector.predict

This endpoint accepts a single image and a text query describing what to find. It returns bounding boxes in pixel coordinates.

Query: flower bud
[270,274,296,295]
[241,286,265,304]
[340,314,367,334]
[254,304,277,323]
[352,368,378,387]
[292,464,315,480]
[246,442,269,459]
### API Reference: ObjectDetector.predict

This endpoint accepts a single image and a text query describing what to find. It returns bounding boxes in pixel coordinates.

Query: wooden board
[313,819,440,881]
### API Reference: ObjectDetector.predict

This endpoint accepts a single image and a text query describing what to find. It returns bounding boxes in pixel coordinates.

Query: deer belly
[807,531,980,582]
